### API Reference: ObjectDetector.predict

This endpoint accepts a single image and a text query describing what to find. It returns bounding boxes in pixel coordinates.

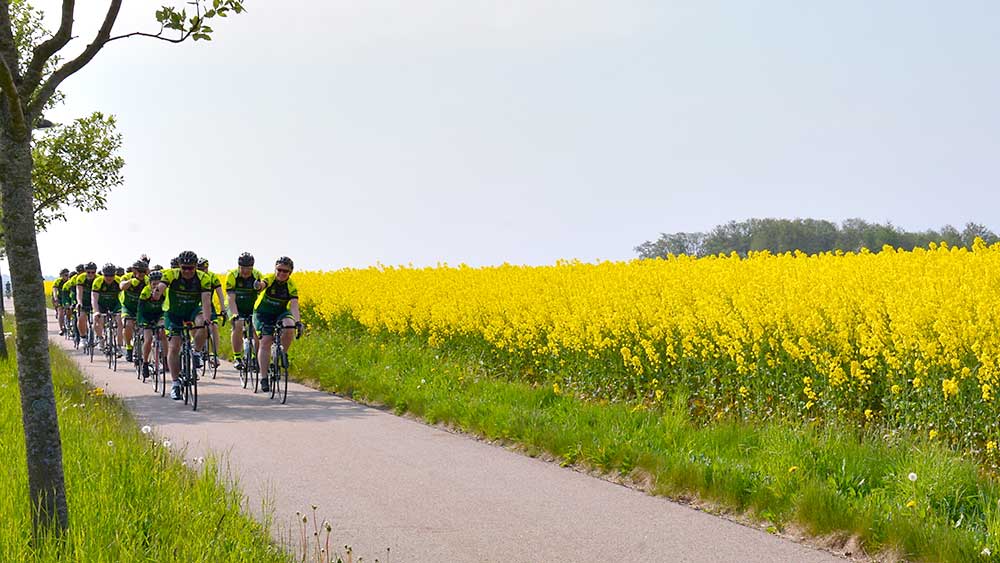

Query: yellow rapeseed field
[295,239,1000,444]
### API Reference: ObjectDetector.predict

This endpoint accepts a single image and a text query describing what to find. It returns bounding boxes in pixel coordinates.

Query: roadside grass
[229,318,1000,563]
[0,344,292,562]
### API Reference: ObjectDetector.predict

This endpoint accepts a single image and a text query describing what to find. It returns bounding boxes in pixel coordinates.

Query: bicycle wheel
[207,330,218,379]
[190,371,198,411]
[182,345,191,406]
[269,346,280,400]
[278,350,289,404]
[155,338,166,397]
[109,322,117,372]
[239,340,249,389]
[88,330,95,363]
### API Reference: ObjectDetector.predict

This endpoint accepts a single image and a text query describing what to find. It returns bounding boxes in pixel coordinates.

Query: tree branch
[106,28,190,45]
[18,0,75,99]
[25,0,121,124]
[0,55,27,141]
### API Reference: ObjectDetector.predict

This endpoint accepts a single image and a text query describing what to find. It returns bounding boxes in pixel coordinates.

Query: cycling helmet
[148,270,164,282]
[197,257,209,269]
[238,252,255,267]
[115,267,125,276]
[152,264,163,271]
[85,262,97,271]
[59,268,70,276]
[169,257,179,268]
[275,256,294,271]
[177,250,198,266]
[101,263,116,276]
[140,254,150,265]
[75,264,85,273]
[132,260,148,272]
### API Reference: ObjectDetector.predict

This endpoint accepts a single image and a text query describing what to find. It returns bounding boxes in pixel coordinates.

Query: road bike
[199,315,224,380]
[235,314,259,392]
[264,321,303,404]
[144,323,168,397]
[79,309,95,362]
[65,306,80,349]
[177,321,206,411]
[131,319,144,380]
[101,311,119,372]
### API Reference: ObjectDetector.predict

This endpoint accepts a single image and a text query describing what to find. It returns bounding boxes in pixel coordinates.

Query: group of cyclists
[50,251,301,402]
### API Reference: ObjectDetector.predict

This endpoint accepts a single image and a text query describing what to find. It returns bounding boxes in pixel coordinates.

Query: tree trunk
[0,269,8,358]
[0,135,68,536]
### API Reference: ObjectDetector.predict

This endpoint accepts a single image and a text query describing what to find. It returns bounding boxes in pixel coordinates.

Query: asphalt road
[47,312,847,562]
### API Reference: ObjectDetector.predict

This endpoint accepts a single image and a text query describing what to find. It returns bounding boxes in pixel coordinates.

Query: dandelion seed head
[107,440,113,447]
[908,472,918,482]
[162,440,172,448]
[141,425,152,434]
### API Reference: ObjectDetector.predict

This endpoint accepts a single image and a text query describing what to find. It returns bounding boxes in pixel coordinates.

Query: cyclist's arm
[201,291,212,322]
[91,290,99,312]
[76,283,83,306]
[289,298,301,323]
[213,285,226,313]
[227,291,238,318]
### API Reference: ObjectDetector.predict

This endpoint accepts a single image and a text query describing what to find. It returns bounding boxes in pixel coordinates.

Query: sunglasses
[276,268,292,274]
[180,266,195,271]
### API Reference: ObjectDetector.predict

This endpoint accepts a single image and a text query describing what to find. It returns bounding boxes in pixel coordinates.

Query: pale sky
[11,1,1000,276]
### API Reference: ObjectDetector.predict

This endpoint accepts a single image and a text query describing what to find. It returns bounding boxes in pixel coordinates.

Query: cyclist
[58,267,78,331]
[92,263,124,357]
[150,250,213,400]
[197,257,227,368]
[138,270,168,379]
[169,257,180,269]
[254,256,301,393]
[74,262,98,345]
[226,252,263,370]
[115,266,126,278]
[120,260,149,362]
[52,269,71,334]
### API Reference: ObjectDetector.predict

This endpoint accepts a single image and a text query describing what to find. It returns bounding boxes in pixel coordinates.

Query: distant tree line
[634,218,999,259]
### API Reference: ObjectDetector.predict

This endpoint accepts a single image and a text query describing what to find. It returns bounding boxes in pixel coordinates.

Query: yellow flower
[890,384,901,394]
[738,386,749,398]
[987,440,997,452]
[906,500,917,509]
[942,378,959,399]
[929,429,939,440]
[788,466,799,473]
[552,382,561,396]
[654,389,664,402]
[864,409,874,421]
[912,377,922,389]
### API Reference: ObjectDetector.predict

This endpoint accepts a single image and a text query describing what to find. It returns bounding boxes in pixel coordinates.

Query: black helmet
[197,257,209,269]
[115,267,125,276]
[276,256,294,271]
[152,264,163,271]
[75,264,85,273]
[238,252,255,267]
[101,263,116,276]
[85,262,97,271]
[140,254,150,265]
[169,257,179,268]
[132,260,148,272]
[59,268,70,276]
[177,251,198,266]
[148,270,164,282]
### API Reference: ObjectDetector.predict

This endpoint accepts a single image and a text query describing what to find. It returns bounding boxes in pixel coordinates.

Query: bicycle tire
[208,331,218,379]
[190,372,198,411]
[239,341,249,389]
[278,350,289,404]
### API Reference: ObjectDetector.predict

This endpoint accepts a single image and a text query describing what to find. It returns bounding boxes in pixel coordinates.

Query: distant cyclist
[138,269,168,379]
[254,256,302,392]
[92,263,124,356]
[197,257,227,368]
[74,262,98,344]
[225,252,263,370]
[52,269,71,335]
[119,260,150,362]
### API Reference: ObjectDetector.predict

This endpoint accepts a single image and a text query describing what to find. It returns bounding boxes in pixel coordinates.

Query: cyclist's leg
[94,308,105,344]
[255,311,277,375]
[210,315,221,358]
[114,311,124,353]
[231,317,244,356]
[123,307,136,356]
[165,313,184,382]
[278,313,296,352]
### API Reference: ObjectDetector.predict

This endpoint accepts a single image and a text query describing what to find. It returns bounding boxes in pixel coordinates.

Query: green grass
[0,344,292,562]
[239,318,1000,563]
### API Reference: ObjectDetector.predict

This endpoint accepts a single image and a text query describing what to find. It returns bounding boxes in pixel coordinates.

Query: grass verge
[0,343,291,562]
[228,320,1000,563]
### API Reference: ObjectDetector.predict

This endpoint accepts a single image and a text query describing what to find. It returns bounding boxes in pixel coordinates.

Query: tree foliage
[635,218,1000,259]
